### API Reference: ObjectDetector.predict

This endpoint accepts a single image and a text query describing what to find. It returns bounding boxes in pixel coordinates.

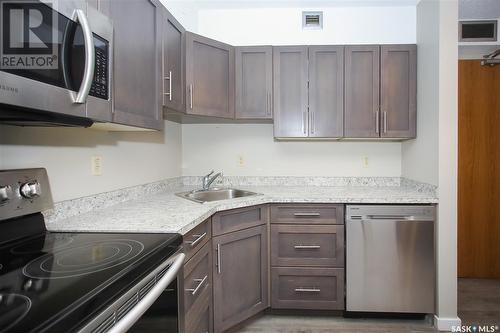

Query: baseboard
[434,315,462,331]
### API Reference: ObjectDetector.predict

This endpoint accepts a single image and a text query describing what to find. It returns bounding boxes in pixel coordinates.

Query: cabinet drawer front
[271,267,345,310]
[183,218,211,261]
[184,242,211,316]
[212,205,269,236]
[271,204,344,224]
[185,286,212,333]
[271,225,344,267]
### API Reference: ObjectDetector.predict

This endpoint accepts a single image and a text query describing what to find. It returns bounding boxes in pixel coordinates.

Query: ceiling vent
[302,11,323,30]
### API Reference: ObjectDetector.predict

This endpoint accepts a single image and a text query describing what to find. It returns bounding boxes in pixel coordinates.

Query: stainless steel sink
[176,188,260,203]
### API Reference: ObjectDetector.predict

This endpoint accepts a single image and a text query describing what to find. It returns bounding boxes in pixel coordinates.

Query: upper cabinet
[162,9,185,113]
[380,45,417,138]
[344,44,417,139]
[309,46,344,138]
[273,46,309,138]
[273,46,344,138]
[100,0,163,130]
[185,32,235,119]
[344,45,380,138]
[235,46,273,119]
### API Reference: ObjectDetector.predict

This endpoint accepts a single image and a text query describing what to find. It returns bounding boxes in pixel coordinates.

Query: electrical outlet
[91,155,103,176]
[363,156,369,168]
[238,155,244,167]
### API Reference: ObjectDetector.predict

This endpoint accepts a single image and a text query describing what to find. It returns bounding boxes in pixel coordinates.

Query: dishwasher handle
[349,214,434,222]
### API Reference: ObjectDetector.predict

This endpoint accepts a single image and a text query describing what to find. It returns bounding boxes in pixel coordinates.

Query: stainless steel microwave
[0,0,112,126]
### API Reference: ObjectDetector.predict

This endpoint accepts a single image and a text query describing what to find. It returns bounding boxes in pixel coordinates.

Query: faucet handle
[204,170,214,178]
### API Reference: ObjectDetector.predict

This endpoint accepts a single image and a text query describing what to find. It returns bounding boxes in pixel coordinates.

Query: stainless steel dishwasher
[346,205,435,314]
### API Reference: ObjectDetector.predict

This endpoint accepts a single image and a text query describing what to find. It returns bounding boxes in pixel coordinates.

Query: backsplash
[182,176,403,187]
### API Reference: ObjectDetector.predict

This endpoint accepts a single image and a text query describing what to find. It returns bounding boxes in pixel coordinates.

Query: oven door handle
[107,253,185,333]
[72,9,95,104]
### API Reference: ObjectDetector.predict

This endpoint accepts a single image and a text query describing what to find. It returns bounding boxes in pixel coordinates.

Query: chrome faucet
[202,170,223,190]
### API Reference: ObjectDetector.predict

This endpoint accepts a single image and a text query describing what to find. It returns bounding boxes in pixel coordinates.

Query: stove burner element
[23,239,145,279]
[0,293,31,332]
[11,235,74,255]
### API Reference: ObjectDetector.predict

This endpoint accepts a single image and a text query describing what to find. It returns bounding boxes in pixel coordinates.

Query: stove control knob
[20,182,41,199]
[0,186,12,202]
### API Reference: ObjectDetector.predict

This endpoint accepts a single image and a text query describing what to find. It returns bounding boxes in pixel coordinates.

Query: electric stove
[0,169,184,333]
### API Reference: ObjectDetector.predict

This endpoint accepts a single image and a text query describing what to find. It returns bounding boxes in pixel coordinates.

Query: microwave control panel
[89,34,109,100]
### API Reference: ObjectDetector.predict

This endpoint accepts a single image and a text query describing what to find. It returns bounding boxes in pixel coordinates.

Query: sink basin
[176,188,260,203]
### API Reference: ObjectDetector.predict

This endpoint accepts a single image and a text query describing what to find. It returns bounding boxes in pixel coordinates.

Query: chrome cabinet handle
[267,92,272,116]
[375,111,380,134]
[186,232,207,247]
[294,288,321,293]
[294,245,321,249]
[311,108,315,134]
[189,84,193,109]
[185,275,208,296]
[216,243,221,274]
[293,212,321,217]
[72,10,95,104]
[383,111,388,133]
[303,109,307,135]
[163,71,172,101]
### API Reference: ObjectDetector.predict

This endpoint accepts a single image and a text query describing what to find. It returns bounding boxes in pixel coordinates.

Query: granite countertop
[46,184,438,235]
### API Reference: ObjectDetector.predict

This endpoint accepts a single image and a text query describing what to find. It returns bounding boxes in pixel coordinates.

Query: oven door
[127,279,180,333]
[0,0,112,122]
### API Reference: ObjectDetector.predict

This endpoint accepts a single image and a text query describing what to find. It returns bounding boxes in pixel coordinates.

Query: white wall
[198,6,416,45]
[178,3,416,179]
[0,121,182,202]
[402,0,460,330]
[182,124,401,177]
[436,0,459,329]
[401,1,439,186]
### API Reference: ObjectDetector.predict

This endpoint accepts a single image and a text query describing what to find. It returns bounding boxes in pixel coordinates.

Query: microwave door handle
[107,253,185,333]
[72,9,95,104]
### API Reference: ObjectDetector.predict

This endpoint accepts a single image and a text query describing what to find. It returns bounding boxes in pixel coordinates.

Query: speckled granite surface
[45,177,438,235]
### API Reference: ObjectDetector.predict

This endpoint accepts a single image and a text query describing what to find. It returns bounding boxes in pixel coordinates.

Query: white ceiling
[166,0,420,9]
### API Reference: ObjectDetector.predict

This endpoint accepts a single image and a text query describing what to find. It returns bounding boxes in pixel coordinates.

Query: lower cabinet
[181,219,213,333]
[270,204,345,311]
[212,224,269,333]
[271,267,344,310]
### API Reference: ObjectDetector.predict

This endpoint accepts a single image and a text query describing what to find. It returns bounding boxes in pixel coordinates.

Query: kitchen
[0,0,498,332]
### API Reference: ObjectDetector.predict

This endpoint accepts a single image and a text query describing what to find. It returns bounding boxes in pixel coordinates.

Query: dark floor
[234,278,500,332]
[458,278,500,326]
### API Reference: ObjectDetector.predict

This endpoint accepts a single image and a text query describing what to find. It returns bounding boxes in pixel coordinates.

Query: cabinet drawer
[183,242,211,316]
[185,286,212,333]
[183,218,211,261]
[270,204,344,224]
[212,205,269,236]
[271,267,345,310]
[271,225,344,267]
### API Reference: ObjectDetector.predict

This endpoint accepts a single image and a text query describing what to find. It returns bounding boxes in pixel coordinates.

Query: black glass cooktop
[0,217,182,333]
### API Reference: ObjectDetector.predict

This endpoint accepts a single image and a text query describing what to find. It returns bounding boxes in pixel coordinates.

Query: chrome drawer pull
[186,232,207,247]
[294,287,321,293]
[185,275,208,296]
[294,245,321,249]
[293,212,321,217]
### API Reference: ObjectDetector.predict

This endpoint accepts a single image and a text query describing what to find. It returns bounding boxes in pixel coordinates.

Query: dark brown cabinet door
[185,32,235,118]
[309,46,344,138]
[344,45,380,138]
[380,44,417,138]
[162,9,185,113]
[235,46,273,119]
[273,46,308,138]
[100,0,163,130]
[212,225,268,333]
